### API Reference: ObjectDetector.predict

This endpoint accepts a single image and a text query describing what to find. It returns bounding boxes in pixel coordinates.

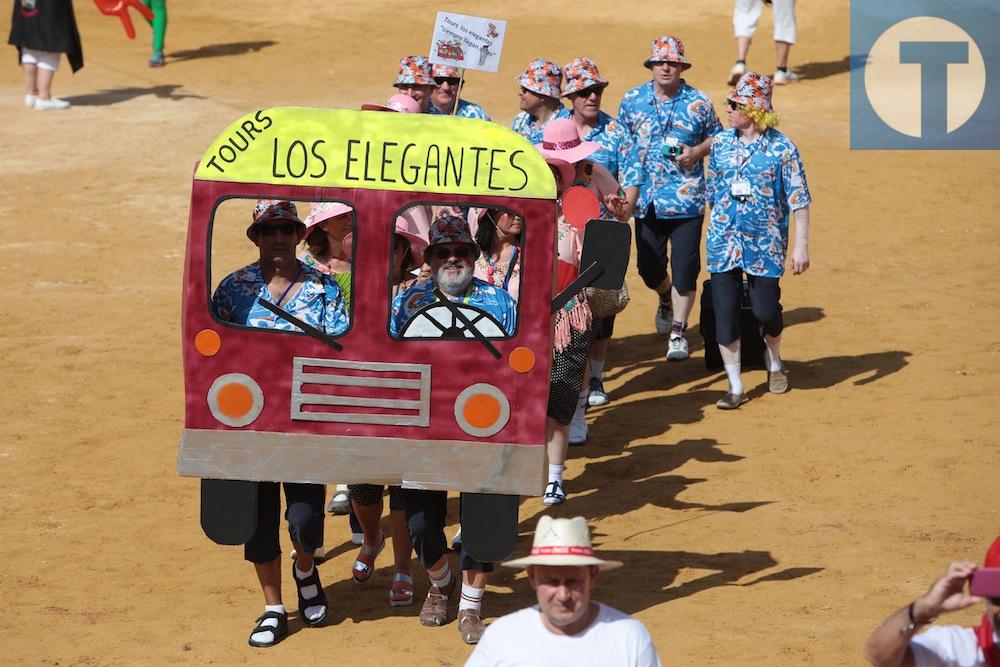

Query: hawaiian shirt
[618,80,723,219]
[430,99,491,121]
[511,106,572,144]
[576,110,642,189]
[212,261,350,334]
[389,277,517,337]
[705,128,811,278]
[474,249,522,303]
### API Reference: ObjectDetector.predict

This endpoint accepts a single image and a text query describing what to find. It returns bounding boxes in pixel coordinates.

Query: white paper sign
[428,11,506,73]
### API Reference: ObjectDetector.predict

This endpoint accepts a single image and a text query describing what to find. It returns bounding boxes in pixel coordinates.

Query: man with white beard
[390,214,517,338]
[388,213,518,644]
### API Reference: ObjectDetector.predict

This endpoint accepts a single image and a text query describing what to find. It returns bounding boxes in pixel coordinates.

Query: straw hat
[503,516,623,571]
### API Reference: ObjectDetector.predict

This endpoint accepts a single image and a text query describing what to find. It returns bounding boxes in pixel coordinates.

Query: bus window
[388,203,523,342]
[209,197,355,337]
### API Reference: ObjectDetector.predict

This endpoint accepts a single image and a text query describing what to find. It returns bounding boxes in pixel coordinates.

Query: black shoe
[292,562,328,627]
[248,610,288,647]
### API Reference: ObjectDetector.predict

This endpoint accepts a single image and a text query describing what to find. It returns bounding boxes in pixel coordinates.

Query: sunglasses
[435,77,461,87]
[433,245,472,260]
[257,222,298,237]
[575,86,604,98]
[728,99,743,111]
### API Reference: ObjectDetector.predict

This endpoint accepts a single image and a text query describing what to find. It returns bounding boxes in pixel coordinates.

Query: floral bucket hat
[727,71,774,112]
[247,200,304,240]
[643,35,692,70]
[425,214,481,261]
[561,57,608,97]
[432,63,462,80]
[517,58,563,99]
[393,55,435,87]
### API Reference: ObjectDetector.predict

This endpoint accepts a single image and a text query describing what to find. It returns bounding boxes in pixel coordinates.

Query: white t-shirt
[911,625,997,667]
[465,602,662,667]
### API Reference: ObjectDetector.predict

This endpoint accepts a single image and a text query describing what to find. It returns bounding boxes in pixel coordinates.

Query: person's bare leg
[254,557,282,605]
[23,63,38,97]
[37,68,55,101]
[775,41,792,69]
[654,276,671,299]
[291,541,314,573]
[546,416,569,467]
[353,498,384,545]
[672,287,695,327]
[590,337,610,367]
[389,508,413,574]
[736,36,752,62]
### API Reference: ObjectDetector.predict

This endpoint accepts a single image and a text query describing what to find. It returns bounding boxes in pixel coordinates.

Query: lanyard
[651,82,679,141]
[435,283,474,304]
[270,266,303,307]
[735,132,768,180]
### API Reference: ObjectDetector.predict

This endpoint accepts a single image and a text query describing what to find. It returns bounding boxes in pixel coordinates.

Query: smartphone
[970,568,1000,597]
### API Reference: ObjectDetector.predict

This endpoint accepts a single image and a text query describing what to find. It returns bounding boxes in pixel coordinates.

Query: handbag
[586,281,630,318]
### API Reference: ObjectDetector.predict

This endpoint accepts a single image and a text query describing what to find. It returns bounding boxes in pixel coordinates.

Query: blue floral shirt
[511,106,572,144]
[212,261,350,334]
[576,110,642,189]
[705,128,812,278]
[389,277,517,337]
[618,80,723,219]
[430,99,491,121]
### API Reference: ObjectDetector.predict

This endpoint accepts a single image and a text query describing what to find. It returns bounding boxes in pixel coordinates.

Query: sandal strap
[543,481,564,498]
[359,534,385,556]
[392,572,414,585]
[254,610,287,625]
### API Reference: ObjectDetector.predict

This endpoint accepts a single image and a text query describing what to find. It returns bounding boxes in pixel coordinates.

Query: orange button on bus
[463,393,502,430]
[194,329,222,357]
[217,382,254,419]
[508,346,536,373]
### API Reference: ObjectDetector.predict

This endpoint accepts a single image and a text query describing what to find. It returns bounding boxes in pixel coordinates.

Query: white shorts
[20,47,61,71]
[733,0,797,44]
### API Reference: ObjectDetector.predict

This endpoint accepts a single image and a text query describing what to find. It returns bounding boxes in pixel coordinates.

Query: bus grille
[291,357,431,426]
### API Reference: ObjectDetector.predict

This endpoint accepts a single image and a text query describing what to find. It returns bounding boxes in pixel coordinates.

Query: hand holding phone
[969,567,1000,598]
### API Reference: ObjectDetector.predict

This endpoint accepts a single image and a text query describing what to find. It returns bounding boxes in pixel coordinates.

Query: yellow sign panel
[195,107,556,199]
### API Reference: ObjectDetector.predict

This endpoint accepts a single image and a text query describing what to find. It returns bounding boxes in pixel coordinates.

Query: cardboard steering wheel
[93,0,155,39]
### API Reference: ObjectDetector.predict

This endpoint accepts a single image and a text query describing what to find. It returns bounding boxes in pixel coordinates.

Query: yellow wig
[737,103,780,132]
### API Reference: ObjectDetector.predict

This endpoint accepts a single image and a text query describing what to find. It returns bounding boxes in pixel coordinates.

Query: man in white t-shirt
[864,536,1000,667]
[465,516,662,667]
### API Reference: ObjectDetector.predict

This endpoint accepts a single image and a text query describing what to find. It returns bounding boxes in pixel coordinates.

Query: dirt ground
[2,1,998,665]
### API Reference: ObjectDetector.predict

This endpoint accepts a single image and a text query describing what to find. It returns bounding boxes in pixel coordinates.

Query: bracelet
[899,602,933,635]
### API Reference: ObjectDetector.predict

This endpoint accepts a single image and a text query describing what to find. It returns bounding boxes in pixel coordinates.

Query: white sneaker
[25,94,37,108]
[727,61,746,85]
[35,97,71,111]
[666,335,689,361]
[773,69,800,85]
[569,406,588,445]
[654,301,672,336]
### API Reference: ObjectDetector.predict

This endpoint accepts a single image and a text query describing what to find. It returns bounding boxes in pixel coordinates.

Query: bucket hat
[561,57,608,97]
[517,58,563,99]
[425,214,481,261]
[503,516,623,571]
[393,55,435,87]
[247,199,304,240]
[727,71,774,113]
[643,35,692,70]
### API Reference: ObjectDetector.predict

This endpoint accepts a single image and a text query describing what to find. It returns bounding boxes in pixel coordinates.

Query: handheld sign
[429,11,506,73]
[93,0,154,40]
[562,185,601,232]
[551,218,632,313]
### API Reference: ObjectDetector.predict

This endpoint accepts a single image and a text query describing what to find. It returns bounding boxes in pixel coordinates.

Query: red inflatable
[92,0,154,39]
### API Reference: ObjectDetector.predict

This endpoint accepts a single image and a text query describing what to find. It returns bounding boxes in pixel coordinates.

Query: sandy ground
[2,1,998,665]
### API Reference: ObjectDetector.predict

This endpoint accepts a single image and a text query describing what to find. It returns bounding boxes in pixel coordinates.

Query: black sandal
[292,562,328,627]
[248,610,288,648]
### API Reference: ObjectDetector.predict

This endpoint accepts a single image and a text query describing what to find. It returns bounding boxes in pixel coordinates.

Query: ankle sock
[295,564,326,621]
[590,358,605,380]
[736,59,746,65]
[428,563,452,590]
[777,66,788,73]
[548,463,564,484]
[458,584,485,613]
[724,363,744,395]
[670,321,687,339]
[764,340,783,371]
[251,604,286,643]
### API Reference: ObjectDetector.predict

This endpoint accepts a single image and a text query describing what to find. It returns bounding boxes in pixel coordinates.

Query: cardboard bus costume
[179,108,562,558]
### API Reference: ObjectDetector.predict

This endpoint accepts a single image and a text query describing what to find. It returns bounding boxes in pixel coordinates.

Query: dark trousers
[710,268,784,346]
[404,489,493,573]
[635,208,703,293]
[244,482,325,563]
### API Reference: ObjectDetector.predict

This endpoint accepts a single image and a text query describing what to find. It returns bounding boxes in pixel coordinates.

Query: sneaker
[458,609,486,644]
[542,480,566,506]
[587,376,609,407]
[768,366,789,394]
[24,94,37,108]
[715,392,749,410]
[654,300,672,336]
[419,578,455,627]
[569,406,588,446]
[773,69,800,85]
[666,335,690,361]
[35,97,71,111]
[727,61,747,85]
[149,51,165,67]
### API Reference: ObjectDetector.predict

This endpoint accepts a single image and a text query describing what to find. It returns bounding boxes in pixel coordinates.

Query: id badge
[731,179,752,199]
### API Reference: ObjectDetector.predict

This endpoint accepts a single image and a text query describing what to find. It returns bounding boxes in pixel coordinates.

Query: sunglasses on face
[435,77,461,87]
[257,222,298,237]
[433,245,471,260]
[576,87,604,99]
[728,99,743,111]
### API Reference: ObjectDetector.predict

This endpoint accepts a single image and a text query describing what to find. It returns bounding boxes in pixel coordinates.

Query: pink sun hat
[392,216,429,270]
[727,71,775,113]
[304,201,354,236]
[534,118,599,164]
[361,93,421,113]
